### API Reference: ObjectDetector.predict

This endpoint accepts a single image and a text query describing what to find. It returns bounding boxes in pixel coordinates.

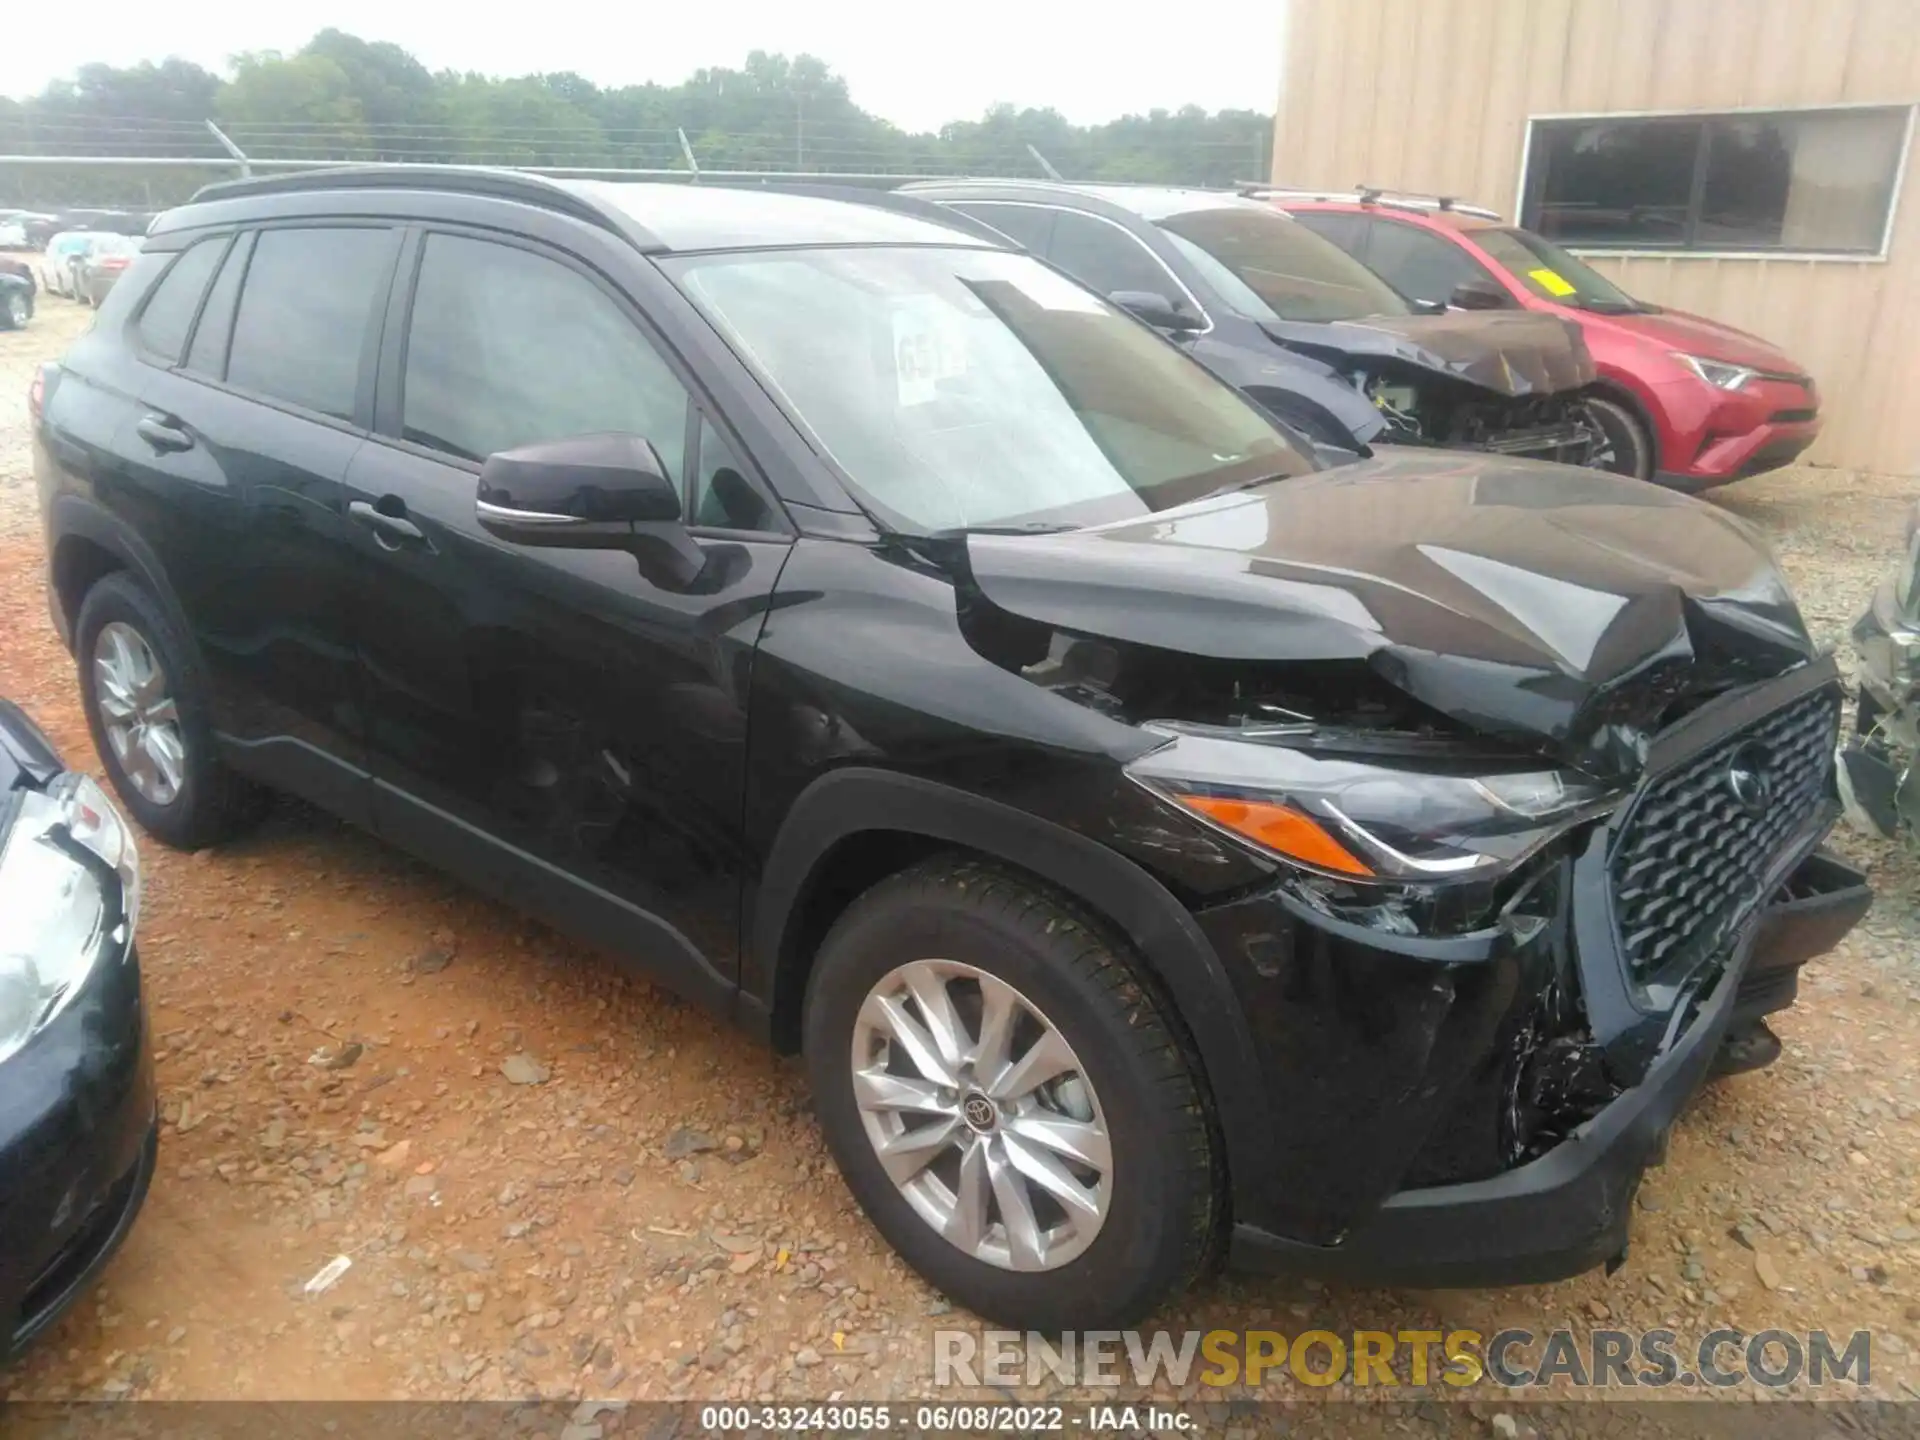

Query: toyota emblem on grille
[1725,745,1773,815]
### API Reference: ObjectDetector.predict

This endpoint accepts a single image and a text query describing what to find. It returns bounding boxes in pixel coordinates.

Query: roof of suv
[1275,196,1504,235]
[175,166,1000,254]
[903,179,1275,223]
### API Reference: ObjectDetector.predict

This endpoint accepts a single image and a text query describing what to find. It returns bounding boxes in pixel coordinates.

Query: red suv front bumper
[1652,373,1821,491]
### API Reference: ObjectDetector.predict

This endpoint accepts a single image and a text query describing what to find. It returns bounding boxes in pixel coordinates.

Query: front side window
[1046,211,1179,302]
[226,227,398,421]
[1522,106,1911,254]
[668,246,1309,535]
[401,232,689,482]
[948,202,1056,254]
[1473,228,1642,314]
[1362,220,1498,307]
[1154,207,1410,323]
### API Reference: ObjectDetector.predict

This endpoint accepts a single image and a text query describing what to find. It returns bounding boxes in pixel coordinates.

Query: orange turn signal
[1174,794,1374,876]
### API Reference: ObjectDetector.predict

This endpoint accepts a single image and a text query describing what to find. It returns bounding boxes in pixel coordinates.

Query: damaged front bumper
[1227,842,1868,1287]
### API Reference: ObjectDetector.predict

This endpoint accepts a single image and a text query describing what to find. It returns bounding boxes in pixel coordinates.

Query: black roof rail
[186,165,663,249]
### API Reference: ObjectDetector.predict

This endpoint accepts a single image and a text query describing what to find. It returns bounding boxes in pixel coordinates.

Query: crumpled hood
[1260,309,1598,397]
[963,451,1816,779]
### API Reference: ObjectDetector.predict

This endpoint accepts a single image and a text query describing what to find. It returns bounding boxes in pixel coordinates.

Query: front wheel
[0,290,24,330]
[1584,395,1656,480]
[803,857,1221,1329]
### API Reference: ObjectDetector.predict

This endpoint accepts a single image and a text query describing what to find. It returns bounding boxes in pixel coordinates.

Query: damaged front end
[1839,500,1920,840]
[944,454,1872,1278]
[1262,310,1605,468]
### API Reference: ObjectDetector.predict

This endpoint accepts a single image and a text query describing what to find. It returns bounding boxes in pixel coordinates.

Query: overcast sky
[0,1,1289,132]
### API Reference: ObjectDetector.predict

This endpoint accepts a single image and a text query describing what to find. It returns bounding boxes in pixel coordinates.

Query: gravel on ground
[2,294,1919,1428]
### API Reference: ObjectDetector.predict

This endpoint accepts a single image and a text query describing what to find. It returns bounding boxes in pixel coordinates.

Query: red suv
[1269,191,1821,490]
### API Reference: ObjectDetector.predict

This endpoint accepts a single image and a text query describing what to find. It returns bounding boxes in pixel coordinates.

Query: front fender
[743,765,1280,1217]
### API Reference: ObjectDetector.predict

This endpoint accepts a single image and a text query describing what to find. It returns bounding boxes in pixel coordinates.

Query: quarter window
[1522,107,1911,254]
[400,232,690,483]
[226,227,398,420]
[136,238,224,364]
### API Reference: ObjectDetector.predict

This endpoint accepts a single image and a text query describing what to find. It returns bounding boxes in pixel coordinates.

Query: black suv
[905,181,1605,467]
[34,168,1869,1329]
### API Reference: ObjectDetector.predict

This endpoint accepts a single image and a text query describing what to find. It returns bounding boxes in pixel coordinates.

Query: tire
[74,572,266,849]
[1584,394,1656,480]
[0,290,23,330]
[803,856,1221,1329]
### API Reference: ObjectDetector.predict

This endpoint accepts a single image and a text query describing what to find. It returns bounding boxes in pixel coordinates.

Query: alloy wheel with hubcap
[92,621,186,806]
[850,958,1112,1272]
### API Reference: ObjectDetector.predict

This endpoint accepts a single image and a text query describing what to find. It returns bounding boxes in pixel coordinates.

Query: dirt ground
[4,292,1920,1422]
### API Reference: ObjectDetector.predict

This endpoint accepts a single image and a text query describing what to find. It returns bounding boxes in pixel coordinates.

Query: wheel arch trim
[743,766,1272,1198]
[46,494,192,653]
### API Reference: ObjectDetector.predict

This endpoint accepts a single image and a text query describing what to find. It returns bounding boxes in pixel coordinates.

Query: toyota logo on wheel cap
[1725,745,1773,815]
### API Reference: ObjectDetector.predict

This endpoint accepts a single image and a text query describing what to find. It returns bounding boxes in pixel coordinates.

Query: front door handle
[135,414,193,453]
[348,498,427,546]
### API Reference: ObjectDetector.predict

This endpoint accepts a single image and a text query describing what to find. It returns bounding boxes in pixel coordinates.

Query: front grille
[1610,687,1839,982]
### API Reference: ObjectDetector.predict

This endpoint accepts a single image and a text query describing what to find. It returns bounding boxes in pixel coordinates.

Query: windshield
[1155,207,1410,323]
[666,246,1312,535]
[1475,228,1642,313]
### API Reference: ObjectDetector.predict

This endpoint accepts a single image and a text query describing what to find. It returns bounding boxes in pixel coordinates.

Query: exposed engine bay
[1259,308,1608,469]
[1363,370,1605,468]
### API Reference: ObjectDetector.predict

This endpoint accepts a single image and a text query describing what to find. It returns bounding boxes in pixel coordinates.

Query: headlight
[0,774,138,1067]
[1127,722,1621,882]
[1675,353,1755,391]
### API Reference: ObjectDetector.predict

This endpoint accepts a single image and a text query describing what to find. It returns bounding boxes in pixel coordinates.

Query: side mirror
[1448,276,1513,311]
[1110,290,1204,333]
[477,432,706,588]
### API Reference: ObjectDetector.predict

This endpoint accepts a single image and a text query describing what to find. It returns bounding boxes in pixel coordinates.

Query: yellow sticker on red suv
[1529,267,1578,298]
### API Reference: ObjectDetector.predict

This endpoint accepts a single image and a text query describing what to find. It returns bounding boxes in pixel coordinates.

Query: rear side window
[400,232,690,478]
[185,232,253,379]
[136,239,224,364]
[226,227,398,422]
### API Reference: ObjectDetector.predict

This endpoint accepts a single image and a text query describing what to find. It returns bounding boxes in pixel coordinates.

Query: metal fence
[0,117,1273,210]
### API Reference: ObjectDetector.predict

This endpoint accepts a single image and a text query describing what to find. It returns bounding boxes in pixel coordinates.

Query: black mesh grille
[1610,687,1839,982]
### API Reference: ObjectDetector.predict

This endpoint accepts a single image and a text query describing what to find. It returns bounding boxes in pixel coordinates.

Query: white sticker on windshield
[1002,265,1106,314]
[892,297,969,407]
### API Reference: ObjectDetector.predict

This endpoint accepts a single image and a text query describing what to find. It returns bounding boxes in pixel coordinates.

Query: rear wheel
[75,572,266,849]
[803,857,1221,1328]
[1584,394,1655,480]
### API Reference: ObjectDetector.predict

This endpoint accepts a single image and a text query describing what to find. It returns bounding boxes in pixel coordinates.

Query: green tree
[217,52,370,157]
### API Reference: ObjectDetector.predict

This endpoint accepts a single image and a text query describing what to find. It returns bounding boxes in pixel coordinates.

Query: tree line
[0,32,1274,207]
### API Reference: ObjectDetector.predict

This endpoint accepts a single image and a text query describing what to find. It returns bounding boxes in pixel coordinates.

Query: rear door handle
[348,498,427,546]
[135,414,193,453]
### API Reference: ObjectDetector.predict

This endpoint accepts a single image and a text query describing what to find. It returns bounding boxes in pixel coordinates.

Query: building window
[1521,106,1912,255]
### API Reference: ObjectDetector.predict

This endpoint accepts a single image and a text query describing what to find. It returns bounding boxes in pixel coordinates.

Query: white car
[39,233,112,298]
